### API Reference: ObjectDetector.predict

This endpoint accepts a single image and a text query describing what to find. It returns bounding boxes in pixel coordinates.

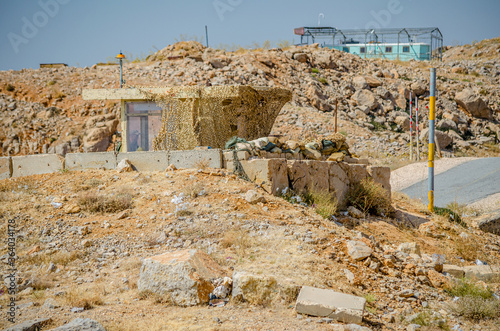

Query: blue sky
[1,0,499,71]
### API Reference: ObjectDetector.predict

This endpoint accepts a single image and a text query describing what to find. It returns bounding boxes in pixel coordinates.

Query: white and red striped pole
[409,91,413,161]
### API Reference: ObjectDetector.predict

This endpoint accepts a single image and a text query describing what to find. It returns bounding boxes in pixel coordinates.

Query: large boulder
[352,76,368,90]
[312,52,337,69]
[83,127,111,152]
[137,249,226,306]
[419,128,453,149]
[232,271,299,305]
[364,76,382,88]
[455,89,492,119]
[352,90,378,111]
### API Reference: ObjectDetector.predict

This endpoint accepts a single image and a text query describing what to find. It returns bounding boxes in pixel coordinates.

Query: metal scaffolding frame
[294,26,443,61]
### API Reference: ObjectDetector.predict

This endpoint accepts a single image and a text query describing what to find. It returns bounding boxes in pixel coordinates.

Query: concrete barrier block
[12,154,64,177]
[117,151,168,172]
[367,165,391,199]
[65,152,116,171]
[296,286,366,324]
[169,149,222,169]
[239,158,288,195]
[0,157,12,179]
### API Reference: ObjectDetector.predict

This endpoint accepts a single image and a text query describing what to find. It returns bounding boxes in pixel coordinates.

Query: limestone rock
[455,88,492,119]
[364,76,382,88]
[245,190,266,204]
[49,318,106,331]
[475,209,500,236]
[427,269,450,289]
[442,264,465,278]
[137,249,226,306]
[295,286,366,324]
[116,158,133,173]
[232,271,299,305]
[293,53,308,63]
[398,242,421,255]
[83,127,110,152]
[346,240,372,261]
[352,90,378,111]
[395,115,410,131]
[5,318,52,331]
[419,128,453,149]
[347,206,364,219]
[352,76,368,90]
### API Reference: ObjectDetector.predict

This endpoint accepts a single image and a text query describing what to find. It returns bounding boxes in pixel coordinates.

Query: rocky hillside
[1,39,499,159]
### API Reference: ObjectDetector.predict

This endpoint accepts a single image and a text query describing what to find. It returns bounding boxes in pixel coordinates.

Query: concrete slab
[296,286,366,324]
[462,265,500,281]
[169,149,222,169]
[117,151,168,172]
[11,154,64,177]
[0,157,12,179]
[65,152,116,171]
[239,158,289,195]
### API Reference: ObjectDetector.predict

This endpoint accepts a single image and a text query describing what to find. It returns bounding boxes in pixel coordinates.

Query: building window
[385,46,392,53]
[342,47,349,53]
[125,101,162,152]
[360,47,366,54]
[403,46,410,53]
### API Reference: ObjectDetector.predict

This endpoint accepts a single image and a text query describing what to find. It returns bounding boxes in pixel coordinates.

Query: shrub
[311,68,319,74]
[451,296,500,320]
[347,178,393,216]
[303,190,338,219]
[445,278,493,299]
[78,192,133,213]
[434,205,466,227]
[65,286,105,310]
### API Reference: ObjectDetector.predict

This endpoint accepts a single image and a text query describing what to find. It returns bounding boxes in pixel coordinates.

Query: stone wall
[223,152,391,205]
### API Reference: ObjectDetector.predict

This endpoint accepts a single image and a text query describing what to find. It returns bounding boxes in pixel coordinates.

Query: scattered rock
[245,190,266,204]
[346,240,372,261]
[232,271,299,305]
[295,286,366,324]
[116,158,133,173]
[137,249,227,306]
[5,318,52,331]
[455,88,492,119]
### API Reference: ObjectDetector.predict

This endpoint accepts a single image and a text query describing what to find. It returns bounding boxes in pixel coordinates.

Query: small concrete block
[169,149,222,169]
[117,151,168,171]
[0,156,12,179]
[296,286,366,324]
[462,265,500,281]
[65,152,116,171]
[12,154,64,177]
[442,264,465,278]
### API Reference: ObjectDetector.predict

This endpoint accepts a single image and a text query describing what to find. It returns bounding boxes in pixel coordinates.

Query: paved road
[402,157,500,207]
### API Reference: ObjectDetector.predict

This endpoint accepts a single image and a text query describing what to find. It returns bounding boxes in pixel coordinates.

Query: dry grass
[23,250,82,266]
[138,289,172,305]
[64,284,106,310]
[303,190,338,219]
[78,191,133,213]
[454,238,483,262]
[183,182,205,198]
[451,296,500,320]
[347,178,393,216]
[194,158,210,170]
[220,229,253,258]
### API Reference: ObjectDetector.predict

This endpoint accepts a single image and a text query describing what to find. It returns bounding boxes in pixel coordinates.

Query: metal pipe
[205,25,209,48]
[119,58,123,88]
[428,68,436,212]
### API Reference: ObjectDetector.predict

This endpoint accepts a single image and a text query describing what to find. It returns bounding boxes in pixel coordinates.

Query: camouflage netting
[136,85,292,151]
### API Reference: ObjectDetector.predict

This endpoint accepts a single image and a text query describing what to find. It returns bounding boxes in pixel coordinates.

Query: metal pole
[119,58,123,88]
[409,91,413,161]
[416,97,420,160]
[334,99,338,133]
[428,68,436,212]
[205,25,209,48]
